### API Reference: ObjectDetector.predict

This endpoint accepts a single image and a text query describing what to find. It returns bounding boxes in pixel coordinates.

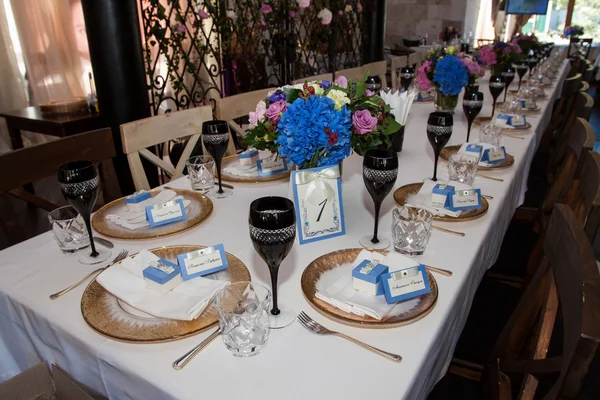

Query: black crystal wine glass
[366,75,382,92]
[359,150,398,250]
[427,112,453,181]
[501,66,515,103]
[463,91,484,142]
[58,161,111,264]
[489,75,505,118]
[527,55,538,79]
[202,120,232,198]
[249,196,296,329]
[400,66,415,92]
[516,63,529,91]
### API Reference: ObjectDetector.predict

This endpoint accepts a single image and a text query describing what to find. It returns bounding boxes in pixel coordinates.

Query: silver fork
[297,312,402,363]
[49,249,129,300]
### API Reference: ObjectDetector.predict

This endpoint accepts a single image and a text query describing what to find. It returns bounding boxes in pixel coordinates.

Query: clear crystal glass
[479,123,503,147]
[48,206,90,253]
[214,281,272,357]
[448,153,478,185]
[392,206,433,256]
[186,155,214,194]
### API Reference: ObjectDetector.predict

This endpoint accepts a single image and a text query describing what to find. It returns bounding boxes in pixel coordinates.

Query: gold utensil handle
[477,173,504,182]
[335,332,402,363]
[49,267,106,300]
[432,225,465,237]
[425,265,453,277]
[503,133,525,139]
[173,328,221,370]
[482,194,493,200]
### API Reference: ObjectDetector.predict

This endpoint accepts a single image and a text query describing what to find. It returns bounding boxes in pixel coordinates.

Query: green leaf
[382,118,402,135]
[355,81,367,98]
[363,70,371,82]
[283,88,302,104]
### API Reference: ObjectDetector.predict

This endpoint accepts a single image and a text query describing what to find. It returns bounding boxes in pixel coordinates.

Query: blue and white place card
[495,114,527,128]
[431,183,454,208]
[125,190,151,204]
[352,259,388,296]
[142,259,182,295]
[257,156,288,177]
[145,198,187,228]
[481,146,507,164]
[447,188,482,211]
[239,148,259,168]
[177,244,228,280]
[291,165,345,244]
[381,265,431,304]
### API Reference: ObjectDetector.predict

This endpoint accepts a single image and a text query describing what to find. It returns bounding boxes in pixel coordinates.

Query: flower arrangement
[439,26,461,43]
[417,47,469,96]
[244,76,401,168]
[564,25,584,38]
[511,34,541,54]
[477,41,524,73]
[460,54,486,87]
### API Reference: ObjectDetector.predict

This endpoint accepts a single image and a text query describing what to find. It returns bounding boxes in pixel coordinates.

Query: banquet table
[0,60,570,400]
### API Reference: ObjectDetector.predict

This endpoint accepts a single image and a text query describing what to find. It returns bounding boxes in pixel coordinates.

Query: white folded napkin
[125,189,177,213]
[380,89,415,125]
[97,250,229,321]
[223,164,258,178]
[405,179,462,218]
[105,195,192,231]
[381,251,421,272]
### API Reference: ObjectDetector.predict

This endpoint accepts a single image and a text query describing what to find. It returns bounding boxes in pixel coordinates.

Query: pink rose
[357,1,363,12]
[352,109,378,135]
[296,0,310,8]
[249,100,266,128]
[265,100,287,122]
[478,46,497,66]
[196,9,209,19]
[335,75,348,88]
[417,60,433,90]
[261,4,272,14]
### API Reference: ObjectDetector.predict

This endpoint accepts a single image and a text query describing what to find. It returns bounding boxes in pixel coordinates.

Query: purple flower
[176,24,186,33]
[265,100,287,122]
[197,9,209,19]
[261,4,272,14]
[352,109,377,135]
[335,75,348,88]
[290,10,296,17]
[365,89,375,96]
[268,90,286,103]
[321,80,332,89]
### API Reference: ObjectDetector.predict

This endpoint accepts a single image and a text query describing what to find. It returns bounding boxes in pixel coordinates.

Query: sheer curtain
[9,0,84,105]
[0,0,27,153]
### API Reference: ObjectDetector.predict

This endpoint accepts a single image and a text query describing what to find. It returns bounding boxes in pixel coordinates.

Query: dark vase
[391,125,405,152]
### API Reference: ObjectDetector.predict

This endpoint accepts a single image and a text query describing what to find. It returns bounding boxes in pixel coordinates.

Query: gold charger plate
[495,102,541,112]
[393,182,489,222]
[81,245,250,343]
[301,248,438,328]
[92,188,212,240]
[220,155,291,183]
[473,116,532,130]
[440,144,515,170]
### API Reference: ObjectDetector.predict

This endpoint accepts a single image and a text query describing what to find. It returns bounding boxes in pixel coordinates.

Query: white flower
[249,100,266,128]
[309,83,324,95]
[296,0,310,8]
[345,5,352,12]
[226,10,237,21]
[317,8,332,25]
[326,89,350,110]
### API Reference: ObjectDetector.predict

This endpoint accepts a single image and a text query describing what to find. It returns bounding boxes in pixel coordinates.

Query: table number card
[290,165,345,244]
[177,244,228,280]
[381,265,431,304]
[145,198,187,227]
[257,156,288,177]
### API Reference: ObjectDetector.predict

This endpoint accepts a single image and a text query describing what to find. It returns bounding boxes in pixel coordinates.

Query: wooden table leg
[6,120,35,203]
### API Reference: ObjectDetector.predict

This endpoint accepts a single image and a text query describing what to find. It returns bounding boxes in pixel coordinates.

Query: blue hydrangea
[433,55,469,96]
[277,95,352,167]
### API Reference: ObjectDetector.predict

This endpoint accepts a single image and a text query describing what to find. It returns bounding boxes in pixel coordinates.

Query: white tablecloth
[0,61,570,400]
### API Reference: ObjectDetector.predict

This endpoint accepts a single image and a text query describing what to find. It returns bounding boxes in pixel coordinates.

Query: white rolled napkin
[315,250,394,320]
[405,179,462,218]
[97,250,229,321]
[105,195,192,231]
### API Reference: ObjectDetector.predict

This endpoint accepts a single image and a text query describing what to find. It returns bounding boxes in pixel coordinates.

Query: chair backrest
[568,151,600,244]
[407,52,423,68]
[390,55,408,89]
[336,60,388,87]
[214,87,273,141]
[486,204,600,400]
[582,63,595,83]
[120,105,220,191]
[292,72,333,84]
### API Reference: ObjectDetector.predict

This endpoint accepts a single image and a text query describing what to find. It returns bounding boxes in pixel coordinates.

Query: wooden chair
[484,204,600,399]
[292,72,333,84]
[214,87,273,147]
[0,128,119,246]
[336,60,388,87]
[568,37,593,59]
[390,55,408,89]
[408,52,423,68]
[120,105,223,191]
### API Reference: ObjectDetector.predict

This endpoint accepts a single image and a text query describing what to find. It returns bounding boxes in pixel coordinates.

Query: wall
[385,0,473,47]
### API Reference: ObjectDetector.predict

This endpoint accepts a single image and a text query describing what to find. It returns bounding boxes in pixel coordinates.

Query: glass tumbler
[448,153,479,185]
[48,206,90,253]
[392,206,434,256]
[186,155,215,194]
[479,124,503,147]
[214,281,272,357]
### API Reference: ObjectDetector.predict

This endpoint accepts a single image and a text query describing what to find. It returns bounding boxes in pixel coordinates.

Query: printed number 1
[316,199,327,222]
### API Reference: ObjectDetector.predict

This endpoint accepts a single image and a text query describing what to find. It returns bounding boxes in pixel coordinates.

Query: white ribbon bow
[294,166,340,205]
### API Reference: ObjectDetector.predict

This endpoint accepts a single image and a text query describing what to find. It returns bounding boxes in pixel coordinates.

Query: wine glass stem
[503,88,507,103]
[466,122,472,142]
[82,213,99,257]
[432,151,440,181]
[518,78,522,91]
[268,265,280,315]
[371,202,381,243]
[491,101,496,118]
[215,158,224,194]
